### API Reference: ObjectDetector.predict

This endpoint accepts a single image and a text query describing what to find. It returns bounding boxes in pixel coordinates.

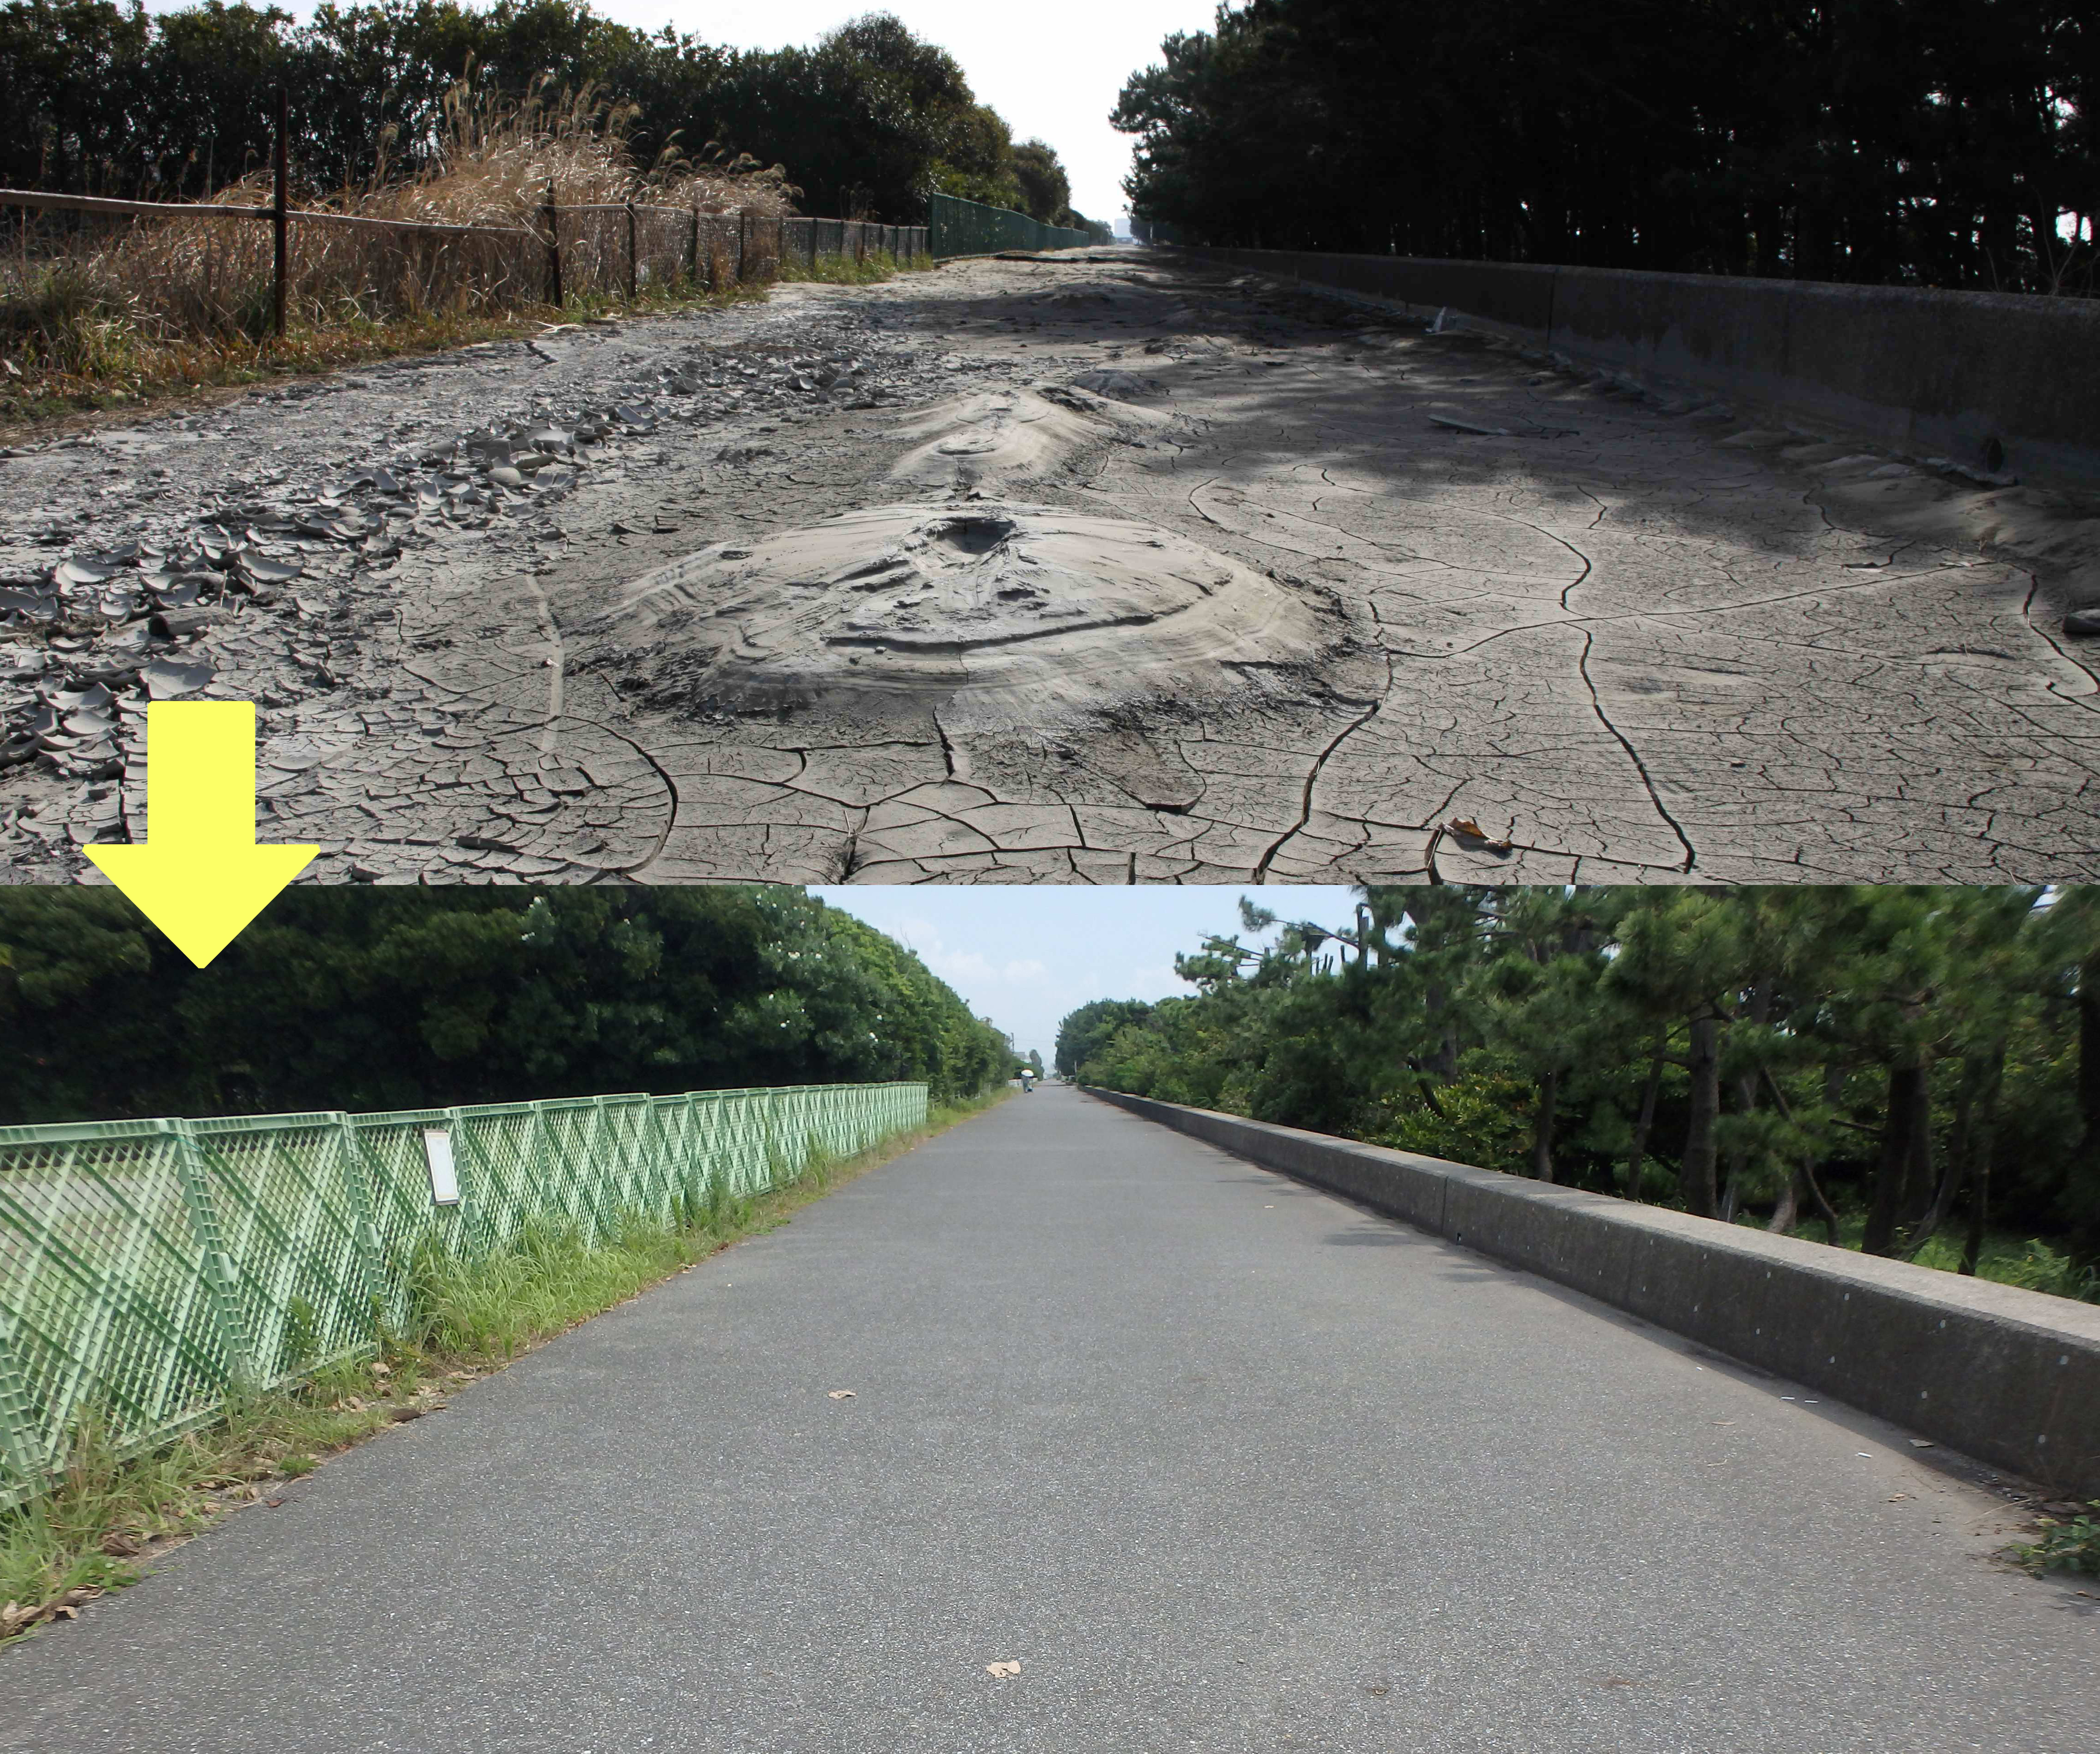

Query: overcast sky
[602,1,1215,225]
[170,1,1218,226]
[810,886,1361,1066]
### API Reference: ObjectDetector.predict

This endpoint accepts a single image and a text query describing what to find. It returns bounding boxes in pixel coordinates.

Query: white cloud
[923,949,1049,986]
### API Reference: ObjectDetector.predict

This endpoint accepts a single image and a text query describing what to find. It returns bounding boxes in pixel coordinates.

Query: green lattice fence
[0,1082,926,1507]
[928,192,1093,258]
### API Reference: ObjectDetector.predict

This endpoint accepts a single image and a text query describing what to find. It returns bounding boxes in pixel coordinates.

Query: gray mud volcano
[592,501,1347,719]
[4,248,2098,885]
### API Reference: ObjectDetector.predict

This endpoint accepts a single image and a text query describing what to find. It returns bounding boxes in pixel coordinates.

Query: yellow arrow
[85,701,317,968]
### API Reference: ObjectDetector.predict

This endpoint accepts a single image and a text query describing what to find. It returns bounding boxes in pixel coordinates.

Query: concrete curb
[1180,246,2100,487]
[1084,1087,2100,1497]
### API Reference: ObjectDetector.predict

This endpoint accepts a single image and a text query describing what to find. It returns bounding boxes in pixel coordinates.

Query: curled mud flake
[142,658,214,700]
[1067,368,1163,402]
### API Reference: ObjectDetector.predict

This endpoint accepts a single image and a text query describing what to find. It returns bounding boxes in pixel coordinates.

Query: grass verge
[0,276,772,433]
[0,1085,1008,1647]
[0,241,933,436]
[776,248,934,286]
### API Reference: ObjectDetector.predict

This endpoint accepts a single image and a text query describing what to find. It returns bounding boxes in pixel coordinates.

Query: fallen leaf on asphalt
[985,1661,1021,1677]
[1908,1438,1935,1448]
[828,1390,856,1401]
[390,1406,423,1423]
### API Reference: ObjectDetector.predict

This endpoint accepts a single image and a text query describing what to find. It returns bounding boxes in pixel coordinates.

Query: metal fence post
[441,1106,488,1256]
[641,1097,673,1223]
[689,205,700,287]
[625,198,638,300]
[524,1100,548,1194]
[333,1113,391,1332]
[167,1120,257,1391]
[680,1093,704,1216]
[271,85,289,339]
[544,179,563,308]
[0,1321,46,1496]
[581,1097,614,1241]
[737,209,747,283]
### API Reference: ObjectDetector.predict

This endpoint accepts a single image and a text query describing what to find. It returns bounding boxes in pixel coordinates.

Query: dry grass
[0,76,811,422]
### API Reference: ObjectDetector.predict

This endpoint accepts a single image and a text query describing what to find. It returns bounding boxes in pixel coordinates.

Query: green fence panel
[928,192,1093,258]
[0,1081,927,1508]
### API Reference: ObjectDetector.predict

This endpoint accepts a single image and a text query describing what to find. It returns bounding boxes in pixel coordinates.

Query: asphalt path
[3,1087,2094,1752]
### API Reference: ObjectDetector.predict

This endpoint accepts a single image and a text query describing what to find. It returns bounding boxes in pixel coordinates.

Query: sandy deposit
[2,249,2097,885]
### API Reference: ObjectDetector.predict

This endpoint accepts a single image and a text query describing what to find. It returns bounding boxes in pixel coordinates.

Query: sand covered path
[4,249,2096,884]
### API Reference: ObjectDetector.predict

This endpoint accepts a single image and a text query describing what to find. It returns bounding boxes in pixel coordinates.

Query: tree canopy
[0,1,1040,221]
[0,887,1012,1121]
[1062,888,2100,1291]
[1112,0,2097,293]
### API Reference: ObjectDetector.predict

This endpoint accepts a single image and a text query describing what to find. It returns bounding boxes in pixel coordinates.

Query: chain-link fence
[0,1081,927,1508]
[1,187,932,361]
[556,206,929,298]
[928,192,1093,258]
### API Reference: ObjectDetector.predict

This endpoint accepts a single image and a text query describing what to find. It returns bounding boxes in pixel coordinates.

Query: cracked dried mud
[5,250,2098,885]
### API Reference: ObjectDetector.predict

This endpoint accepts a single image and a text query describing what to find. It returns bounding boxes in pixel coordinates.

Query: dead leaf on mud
[1445,818,1514,852]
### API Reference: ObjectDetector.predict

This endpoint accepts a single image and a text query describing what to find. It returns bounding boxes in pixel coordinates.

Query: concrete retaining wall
[1185,247,2100,486]
[1085,1087,2100,1496]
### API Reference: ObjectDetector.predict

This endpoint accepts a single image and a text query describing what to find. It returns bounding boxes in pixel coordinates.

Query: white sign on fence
[422,1129,460,1206]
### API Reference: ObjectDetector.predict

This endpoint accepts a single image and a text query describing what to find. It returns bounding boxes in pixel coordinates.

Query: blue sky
[152,0,1217,228]
[810,885,1362,1063]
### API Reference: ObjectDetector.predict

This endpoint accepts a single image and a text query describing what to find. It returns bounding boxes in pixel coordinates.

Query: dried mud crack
[4,253,2098,885]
